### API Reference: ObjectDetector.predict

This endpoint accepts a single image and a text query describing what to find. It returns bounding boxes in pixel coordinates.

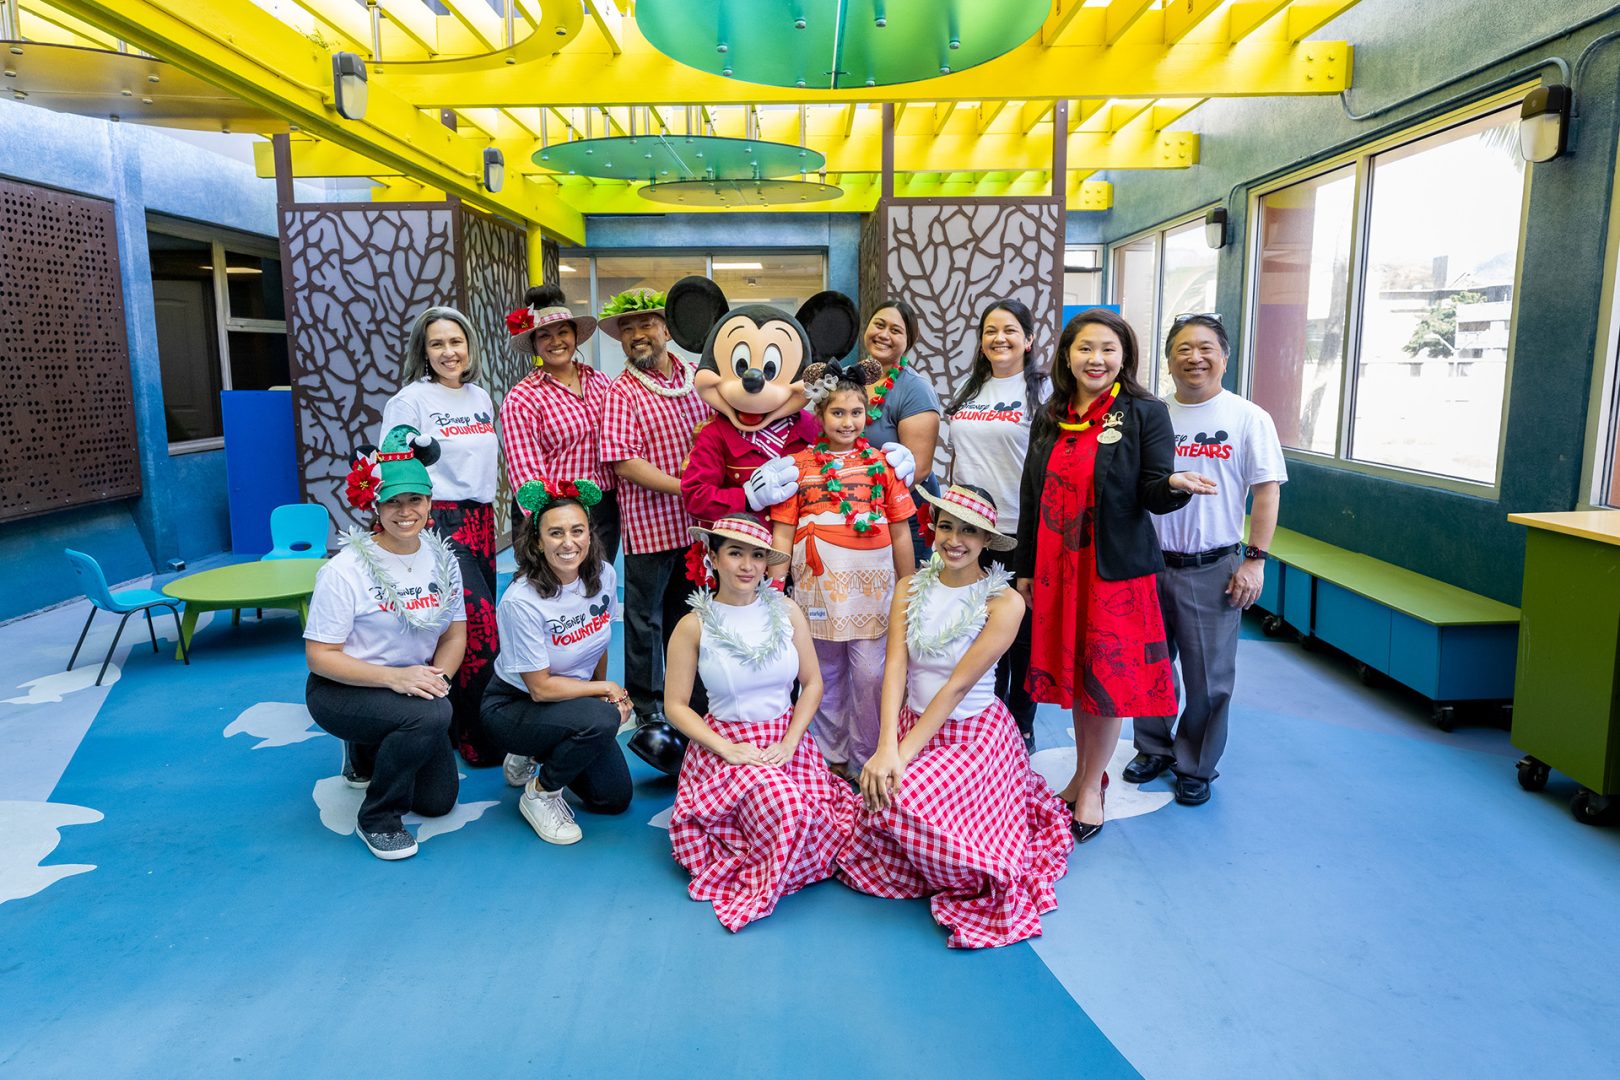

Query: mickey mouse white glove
[881,442,917,489]
[744,456,800,511]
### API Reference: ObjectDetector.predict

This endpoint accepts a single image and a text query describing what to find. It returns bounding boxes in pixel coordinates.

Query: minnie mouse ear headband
[506,304,597,355]
[916,485,1018,550]
[596,288,668,341]
[688,516,791,566]
[803,355,883,406]
[346,425,440,511]
[515,478,604,517]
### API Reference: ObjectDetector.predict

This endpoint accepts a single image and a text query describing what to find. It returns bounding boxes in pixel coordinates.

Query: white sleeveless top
[694,590,798,723]
[904,564,1012,720]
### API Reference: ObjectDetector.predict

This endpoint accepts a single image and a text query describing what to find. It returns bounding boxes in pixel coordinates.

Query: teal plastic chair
[262,503,330,561]
[64,549,189,686]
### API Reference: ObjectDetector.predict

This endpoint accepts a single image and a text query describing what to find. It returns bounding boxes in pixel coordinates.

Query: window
[555,249,826,373]
[1248,103,1528,486]
[148,220,288,449]
[1062,245,1103,309]
[1109,220,1218,395]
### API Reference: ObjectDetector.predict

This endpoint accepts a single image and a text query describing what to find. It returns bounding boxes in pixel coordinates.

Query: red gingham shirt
[600,354,712,554]
[498,362,616,494]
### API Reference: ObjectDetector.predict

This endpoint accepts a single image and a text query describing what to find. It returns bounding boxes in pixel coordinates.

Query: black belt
[1162,543,1241,568]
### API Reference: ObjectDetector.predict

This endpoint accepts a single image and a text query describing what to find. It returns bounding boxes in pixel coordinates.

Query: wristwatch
[1242,545,1268,561]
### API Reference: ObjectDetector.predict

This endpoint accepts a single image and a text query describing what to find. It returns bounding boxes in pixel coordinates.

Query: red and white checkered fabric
[600,356,711,554]
[498,363,616,494]
[669,709,859,932]
[838,698,1073,949]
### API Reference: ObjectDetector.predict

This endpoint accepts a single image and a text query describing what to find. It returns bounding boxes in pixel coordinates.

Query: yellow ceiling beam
[17,2,120,49]
[1229,0,1295,42]
[1042,0,1089,45]
[375,0,438,55]
[1287,0,1361,42]
[976,99,1008,134]
[584,1,623,56]
[1019,100,1055,132]
[842,103,858,138]
[501,106,541,137]
[55,0,584,242]
[1105,0,1156,45]
[932,101,957,135]
[370,18,1352,107]
[1151,97,1206,128]
[438,0,502,51]
[1163,0,1227,45]
[286,0,372,54]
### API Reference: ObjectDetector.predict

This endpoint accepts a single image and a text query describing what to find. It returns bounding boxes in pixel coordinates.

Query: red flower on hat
[506,307,535,335]
[345,456,380,512]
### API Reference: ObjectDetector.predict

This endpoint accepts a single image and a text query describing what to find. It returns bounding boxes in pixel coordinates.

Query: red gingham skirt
[838,698,1073,949]
[669,711,860,932]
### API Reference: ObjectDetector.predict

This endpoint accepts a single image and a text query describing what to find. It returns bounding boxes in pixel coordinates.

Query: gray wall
[1083,0,1620,604]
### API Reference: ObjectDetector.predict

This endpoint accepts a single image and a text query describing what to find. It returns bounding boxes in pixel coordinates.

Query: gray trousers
[1134,553,1242,781]
[623,546,706,723]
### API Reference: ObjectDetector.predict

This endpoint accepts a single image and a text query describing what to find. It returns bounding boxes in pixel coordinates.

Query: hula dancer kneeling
[481,479,633,845]
[304,426,467,861]
[664,517,859,931]
[841,486,1072,948]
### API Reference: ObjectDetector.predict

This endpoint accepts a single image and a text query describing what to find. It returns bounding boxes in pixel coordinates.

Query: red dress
[1027,392,1177,717]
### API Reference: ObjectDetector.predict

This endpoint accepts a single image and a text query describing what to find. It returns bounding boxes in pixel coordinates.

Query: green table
[1507,511,1620,825]
[162,559,324,656]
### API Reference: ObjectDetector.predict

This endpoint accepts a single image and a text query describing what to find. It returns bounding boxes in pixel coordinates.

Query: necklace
[688,587,792,665]
[813,436,886,534]
[623,358,695,399]
[342,527,457,633]
[1059,382,1121,431]
[866,353,907,422]
[905,557,1013,656]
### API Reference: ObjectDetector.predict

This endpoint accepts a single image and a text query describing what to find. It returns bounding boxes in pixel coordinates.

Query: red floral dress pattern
[431,500,501,763]
[1027,395,1176,717]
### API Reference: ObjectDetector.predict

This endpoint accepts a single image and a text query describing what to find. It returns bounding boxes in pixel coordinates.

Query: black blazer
[1014,391,1191,582]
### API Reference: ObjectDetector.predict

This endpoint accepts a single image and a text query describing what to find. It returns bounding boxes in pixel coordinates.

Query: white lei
[905,558,1013,657]
[624,358,695,399]
[341,526,458,633]
[688,586,793,665]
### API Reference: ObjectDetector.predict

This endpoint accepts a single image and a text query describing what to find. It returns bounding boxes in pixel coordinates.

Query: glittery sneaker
[503,753,538,788]
[341,743,371,790]
[357,826,417,861]
[520,781,582,845]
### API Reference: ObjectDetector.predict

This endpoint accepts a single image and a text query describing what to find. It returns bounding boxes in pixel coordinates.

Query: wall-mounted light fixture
[1519,84,1571,163]
[1204,206,1228,250]
[331,51,367,121]
[482,147,505,193]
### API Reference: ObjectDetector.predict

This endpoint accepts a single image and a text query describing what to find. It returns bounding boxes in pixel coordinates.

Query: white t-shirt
[379,379,498,504]
[1153,390,1288,555]
[943,372,1051,535]
[304,540,466,667]
[494,563,619,693]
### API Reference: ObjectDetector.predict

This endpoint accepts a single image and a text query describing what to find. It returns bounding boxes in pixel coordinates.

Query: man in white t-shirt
[1125,314,1287,806]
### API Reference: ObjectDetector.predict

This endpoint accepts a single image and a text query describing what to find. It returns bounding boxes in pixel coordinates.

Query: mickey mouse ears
[665,276,859,367]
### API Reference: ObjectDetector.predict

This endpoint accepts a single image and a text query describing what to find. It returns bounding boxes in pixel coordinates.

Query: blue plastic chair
[261,503,331,561]
[64,549,189,686]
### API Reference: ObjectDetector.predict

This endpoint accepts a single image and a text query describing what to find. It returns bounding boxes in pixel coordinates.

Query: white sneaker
[519,781,582,845]
[503,753,537,787]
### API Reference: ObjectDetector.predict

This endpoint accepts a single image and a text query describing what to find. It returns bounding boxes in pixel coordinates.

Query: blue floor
[3,595,1619,1078]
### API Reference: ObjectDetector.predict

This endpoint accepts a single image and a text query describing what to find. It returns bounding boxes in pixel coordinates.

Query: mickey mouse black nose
[741,369,765,394]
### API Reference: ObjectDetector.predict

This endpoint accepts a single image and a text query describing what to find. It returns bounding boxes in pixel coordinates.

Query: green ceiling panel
[534,134,825,182]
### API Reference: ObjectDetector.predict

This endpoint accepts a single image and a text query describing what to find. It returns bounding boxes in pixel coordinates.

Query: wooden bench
[1253,526,1520,729]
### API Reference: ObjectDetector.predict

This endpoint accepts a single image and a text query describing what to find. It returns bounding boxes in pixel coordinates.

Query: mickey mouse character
[666,276,917,528]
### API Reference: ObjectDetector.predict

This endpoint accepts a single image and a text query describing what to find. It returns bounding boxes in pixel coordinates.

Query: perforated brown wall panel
[461,208,533,543]
[0,177,141,522]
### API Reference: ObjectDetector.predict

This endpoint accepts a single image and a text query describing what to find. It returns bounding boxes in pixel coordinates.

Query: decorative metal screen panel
[461,208,533,542]
[881,200,1063,405]
[280,204,457,532]
[0,178,141,522]
[858,210,884,319]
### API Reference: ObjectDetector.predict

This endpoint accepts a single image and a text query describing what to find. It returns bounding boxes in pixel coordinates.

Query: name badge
[1097,428,1123,445]
[807,606,828,621]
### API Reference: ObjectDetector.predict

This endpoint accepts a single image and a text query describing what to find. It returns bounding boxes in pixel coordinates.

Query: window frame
[148,216,288,455]
[1579,133,1620,509]
[1106,207,1218,393]
[1240,86,1537,496]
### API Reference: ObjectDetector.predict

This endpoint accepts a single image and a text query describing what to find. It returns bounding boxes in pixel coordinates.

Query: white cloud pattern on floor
[311,774,497,841]
[225,702,326,749]
[1029,738,1176,821]
[0,800,103,904]
[5,667,120,704]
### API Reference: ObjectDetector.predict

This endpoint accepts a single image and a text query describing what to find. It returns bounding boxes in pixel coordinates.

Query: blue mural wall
[1077,0,1620,604]
[0,99,284,621]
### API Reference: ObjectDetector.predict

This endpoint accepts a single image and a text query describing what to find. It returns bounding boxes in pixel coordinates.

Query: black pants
[429,499,499,765]
[622,545,707,723]
[480,678,632,813]
[989,531,1036,741]
[305,673,459,833]
[509,488,622,564]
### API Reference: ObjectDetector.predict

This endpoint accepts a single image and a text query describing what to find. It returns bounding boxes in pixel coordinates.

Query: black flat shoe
[1123,753,1173,785]
[1071,819,1103,844]
[628,720,688,778]
[1174,774,1211,806]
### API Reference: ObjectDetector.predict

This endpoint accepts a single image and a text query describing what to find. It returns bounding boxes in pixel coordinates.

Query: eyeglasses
[1170,311,1223,328]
